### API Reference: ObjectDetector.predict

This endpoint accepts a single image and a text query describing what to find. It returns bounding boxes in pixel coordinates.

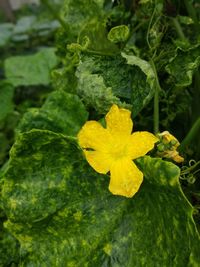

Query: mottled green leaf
[107,25,130,43]
[0,133,9,166]
[4,48,58,87]
[1,129,200,266]
[121,52,156,116]
[62,0,105,39]
[78,20,118,53]
[0,221,20,267]
[76,55,133,114]
[16,90,88,136]
[76,56,123,114]
[166,44,200,87]
[0,81,14,122]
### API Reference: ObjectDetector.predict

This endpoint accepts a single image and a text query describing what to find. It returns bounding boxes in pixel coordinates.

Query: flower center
[110,142,128,160]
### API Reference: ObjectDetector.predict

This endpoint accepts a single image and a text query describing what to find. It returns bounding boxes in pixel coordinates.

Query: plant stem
[184,0,199,33]
[150,59,160,134]
[171,17,187,41]
[179,117,200,151]
[40,0,69,32]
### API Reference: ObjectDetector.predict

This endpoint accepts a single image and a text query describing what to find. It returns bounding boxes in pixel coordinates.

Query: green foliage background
[0,0,200,266]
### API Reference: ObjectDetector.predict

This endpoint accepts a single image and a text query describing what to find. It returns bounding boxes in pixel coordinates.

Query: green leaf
[4,48,58,87]
[107,25,130,43]
[0,81,14,122]
[0,220,20,267]
[0,23,14,47]
[0,133,9,166]
[177,15,194,25]
[166,44,200,87]
[62,0,105,40]
[16,90,88,136]
[76,55,130,114]
[13,16,36,35]
[121,52,156,116]
[2,129,200,266]
[78,20,118,54]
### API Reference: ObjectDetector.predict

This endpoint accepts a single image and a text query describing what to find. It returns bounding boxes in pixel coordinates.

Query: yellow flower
[78,105,158,198]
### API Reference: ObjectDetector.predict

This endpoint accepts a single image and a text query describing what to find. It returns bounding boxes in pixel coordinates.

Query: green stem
[40,0,69,32]
[179,117,200,151]
[171,17,187,41]
[65,136,78,142]
[150,59,160,134]
[184,0,199,33]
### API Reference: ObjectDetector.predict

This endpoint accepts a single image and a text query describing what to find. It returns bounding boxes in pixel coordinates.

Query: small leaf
[178,15,194,25]
[62,0,105,40]
[107,25,130,43]
[166,44,200,87]
[78,20,118,53]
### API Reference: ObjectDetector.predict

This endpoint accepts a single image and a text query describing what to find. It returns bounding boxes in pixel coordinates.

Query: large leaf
[1,129,200,266]
[76,55,133,114]
[4,48,58,87]
[166,44,200,87]
[0,218,20,267]
[121,52,156,117]
[0,133,9,166]
[16,90,88,136]
[0,163,20,266]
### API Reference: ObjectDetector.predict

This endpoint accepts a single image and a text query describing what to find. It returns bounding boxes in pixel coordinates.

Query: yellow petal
[78,121,111,152]
[105,104,133,136]
[127,131,158,159]
[109,158,143,198]
[163,150,184,163]
[173,154,184,163]
[84,150,113,174]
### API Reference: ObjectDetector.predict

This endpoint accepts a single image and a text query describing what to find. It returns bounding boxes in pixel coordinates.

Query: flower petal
[78,121,111,152]
[84,150,113,174]
[106,104,133,136]
[109,158,143,198]
[127,131,158,159]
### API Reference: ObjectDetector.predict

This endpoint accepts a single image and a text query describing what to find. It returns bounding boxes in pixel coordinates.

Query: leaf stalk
[150,59,160,134]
